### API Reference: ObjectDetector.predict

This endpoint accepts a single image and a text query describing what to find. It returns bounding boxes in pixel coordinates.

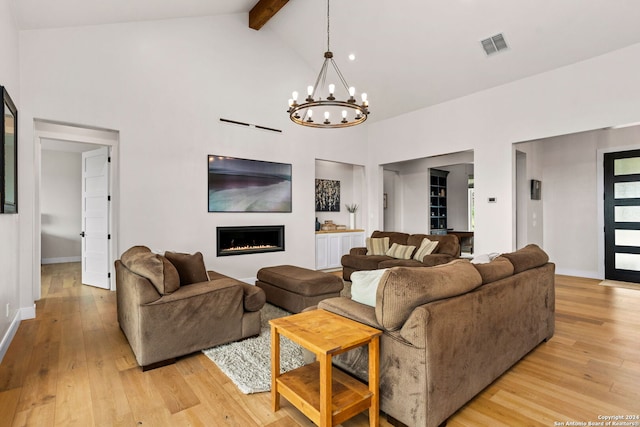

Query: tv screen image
[208,155,292,212]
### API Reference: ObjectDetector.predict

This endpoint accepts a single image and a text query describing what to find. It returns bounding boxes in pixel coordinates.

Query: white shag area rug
[202,303,305,394]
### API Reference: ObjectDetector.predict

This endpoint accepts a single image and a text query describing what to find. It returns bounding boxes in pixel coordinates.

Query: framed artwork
[208,155,292,212]
[1,86,17,214]
[315,179,340,212]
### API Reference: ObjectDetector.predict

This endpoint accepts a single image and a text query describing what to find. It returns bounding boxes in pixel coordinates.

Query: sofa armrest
[203,274,266,312]
[420,253,456,266]
[318,297,382,331]
[399,305,430,348]
[237,282,266,312]
[349,247,367,256]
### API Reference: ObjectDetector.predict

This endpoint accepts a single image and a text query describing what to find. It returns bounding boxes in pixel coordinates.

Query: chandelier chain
[326,0,331,51]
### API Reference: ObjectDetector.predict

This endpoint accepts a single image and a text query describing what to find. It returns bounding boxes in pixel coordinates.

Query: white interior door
[81,146,110,289]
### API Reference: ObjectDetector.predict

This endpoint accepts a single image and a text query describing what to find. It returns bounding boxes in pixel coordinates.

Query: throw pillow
[413,238,439,261]
[351,269,388,307]
[164,251,209,285]
[386,243,416,260]
[366,237,390,255]
[120,247,180,295]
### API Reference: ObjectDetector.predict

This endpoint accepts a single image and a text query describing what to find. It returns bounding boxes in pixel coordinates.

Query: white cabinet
[315,231,365,270]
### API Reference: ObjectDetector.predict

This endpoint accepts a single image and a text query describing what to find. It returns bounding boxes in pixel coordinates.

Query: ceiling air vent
[481,33,508,56]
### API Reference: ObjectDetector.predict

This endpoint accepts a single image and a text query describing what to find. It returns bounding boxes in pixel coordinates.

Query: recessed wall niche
[315,159,365,230]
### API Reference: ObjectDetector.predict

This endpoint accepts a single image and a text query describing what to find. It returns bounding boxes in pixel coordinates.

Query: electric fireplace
[216,225,285,256]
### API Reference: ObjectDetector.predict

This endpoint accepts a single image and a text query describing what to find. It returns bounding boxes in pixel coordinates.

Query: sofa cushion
[164,251,209,285]
[343,254,394,271]
[121,246,180,295]
[408,234,459,257]
[413,238,439,261]
[371,231,410,246]
[351,269,388,307]
[366,237,390,255]
[375,260,483,331]
[378,258,425,269]
[472,256,514,284]
[501,244,549,274]
[386,243,416,260]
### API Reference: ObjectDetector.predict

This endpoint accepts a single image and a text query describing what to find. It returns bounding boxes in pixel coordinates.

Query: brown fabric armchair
[341,231,460,280]
[115,246,265,370]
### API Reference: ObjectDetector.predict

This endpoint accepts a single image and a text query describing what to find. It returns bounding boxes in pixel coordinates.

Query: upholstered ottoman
[256,265,344,313]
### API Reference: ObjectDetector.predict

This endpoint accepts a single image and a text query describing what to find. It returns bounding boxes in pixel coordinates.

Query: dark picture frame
[208,155,292,212]
[1,86,17,214]
[531,179,541,200]
[315,179,340,212]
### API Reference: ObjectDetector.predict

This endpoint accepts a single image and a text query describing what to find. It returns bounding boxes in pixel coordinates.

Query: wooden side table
[270,309,382,427]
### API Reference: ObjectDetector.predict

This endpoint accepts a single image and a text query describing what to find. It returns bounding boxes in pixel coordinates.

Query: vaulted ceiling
[13,0,640,122]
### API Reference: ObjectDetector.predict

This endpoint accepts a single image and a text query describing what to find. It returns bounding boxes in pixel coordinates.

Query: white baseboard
[0,304,36,364]
[21,304,36,320]
[41,256,81,265]
[0,310,22,364]
[555,268,601,280]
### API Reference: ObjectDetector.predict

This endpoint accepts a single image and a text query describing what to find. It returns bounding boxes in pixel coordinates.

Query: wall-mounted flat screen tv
[208,155,292,212]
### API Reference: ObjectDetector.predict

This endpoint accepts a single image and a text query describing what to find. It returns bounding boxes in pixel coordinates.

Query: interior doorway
[34,120,119,299]
[604,149,640,282]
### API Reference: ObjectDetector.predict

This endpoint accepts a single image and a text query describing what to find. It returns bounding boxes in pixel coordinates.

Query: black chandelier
[287,0,369,128]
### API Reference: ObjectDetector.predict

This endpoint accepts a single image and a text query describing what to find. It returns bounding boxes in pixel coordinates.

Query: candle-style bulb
[292,91,298,101]
[361,93,368,102]
[329,84,335,94]
[307,85,314,95]
[342,110,347,118]
[288,99,294,107]
[349,87,356,97]
[308,110,313,117]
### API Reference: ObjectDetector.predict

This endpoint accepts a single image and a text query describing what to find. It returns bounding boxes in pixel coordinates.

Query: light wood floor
[0,264,639,426]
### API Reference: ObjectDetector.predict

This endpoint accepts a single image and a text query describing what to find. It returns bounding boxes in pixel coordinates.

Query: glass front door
[604,149,640,282]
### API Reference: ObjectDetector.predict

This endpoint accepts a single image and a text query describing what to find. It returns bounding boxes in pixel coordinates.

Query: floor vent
[481,33,508,56]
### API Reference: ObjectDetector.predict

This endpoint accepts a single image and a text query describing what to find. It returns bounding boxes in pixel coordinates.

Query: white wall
[0,0,21,358]
[18,13,368,295]
[513,141,545,250]
[382,169,400,231]
[367,42,640,262]
[518,126,640,279]
[40,150,82,263]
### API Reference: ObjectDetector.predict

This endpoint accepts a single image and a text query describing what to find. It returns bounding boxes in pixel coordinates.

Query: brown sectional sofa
[115,246,266,369]
[341,230,460,280]
[319,244,555,427]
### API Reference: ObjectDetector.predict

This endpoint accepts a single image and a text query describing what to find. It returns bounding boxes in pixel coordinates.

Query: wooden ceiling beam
[249,0,289,30]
